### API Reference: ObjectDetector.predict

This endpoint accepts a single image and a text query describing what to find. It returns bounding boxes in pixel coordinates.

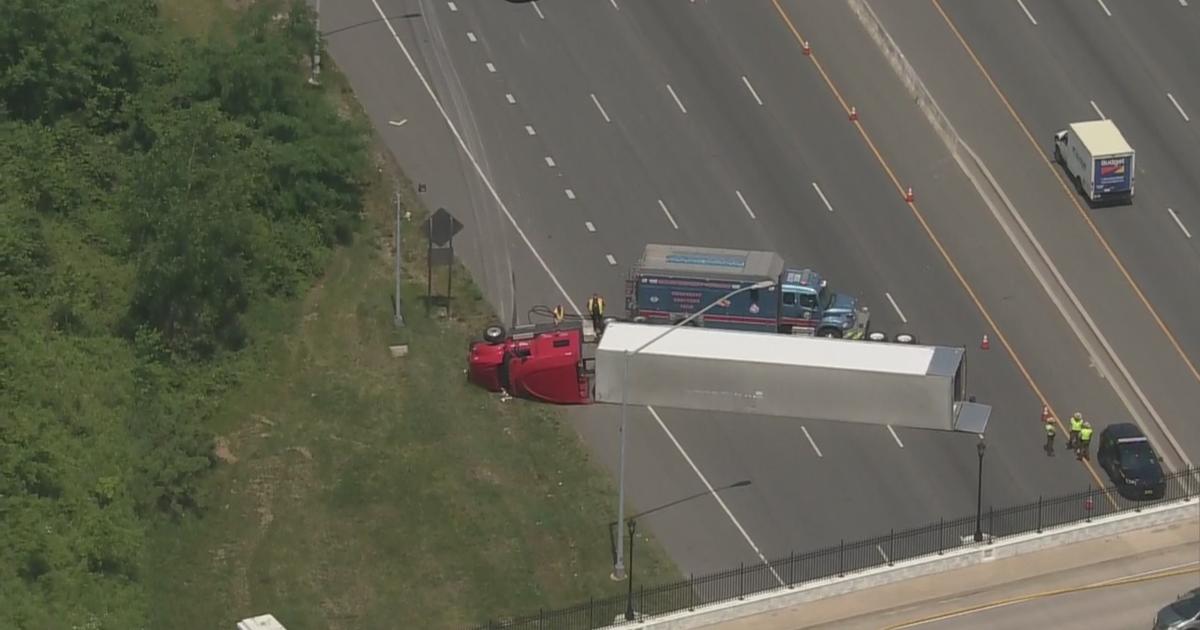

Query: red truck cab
[467,322,592,405]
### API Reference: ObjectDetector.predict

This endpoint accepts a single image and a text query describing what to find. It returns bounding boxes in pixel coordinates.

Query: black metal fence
[474,466,1200,629]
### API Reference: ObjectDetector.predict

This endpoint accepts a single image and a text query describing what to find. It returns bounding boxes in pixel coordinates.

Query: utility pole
[394,190,405,328]
[308,0,321,86]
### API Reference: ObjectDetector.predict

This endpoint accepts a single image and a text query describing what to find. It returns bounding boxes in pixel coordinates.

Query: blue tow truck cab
[624,244,870,339]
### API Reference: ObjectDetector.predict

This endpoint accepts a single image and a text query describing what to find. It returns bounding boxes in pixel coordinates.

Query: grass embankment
[146,5,678,628]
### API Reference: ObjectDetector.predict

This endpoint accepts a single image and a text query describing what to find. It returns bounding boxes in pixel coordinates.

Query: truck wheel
[1075,176,1085,196]
[894,333,917,344]
[818,327,843,339]
[483,324,506,343]
[632,316,647,323]
[1053,145,1063,165]
[868,331,889,342]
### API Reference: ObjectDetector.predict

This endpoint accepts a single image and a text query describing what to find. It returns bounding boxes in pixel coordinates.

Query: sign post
[423,208,464,317]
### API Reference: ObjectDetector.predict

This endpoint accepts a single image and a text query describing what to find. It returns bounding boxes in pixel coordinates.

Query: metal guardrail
[474,467,1200,629]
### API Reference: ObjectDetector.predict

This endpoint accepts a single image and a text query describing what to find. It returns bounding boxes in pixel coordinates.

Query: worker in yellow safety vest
[586,293,606,334]
[1077,422,1094,461]
[1068,413,1084,450]
[1044,420,1056,457]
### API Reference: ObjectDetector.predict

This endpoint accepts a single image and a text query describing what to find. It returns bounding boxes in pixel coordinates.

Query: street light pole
[974,438,986,542]
[611,279,775,580]
[309,0,322,86]
[624,519,637,621]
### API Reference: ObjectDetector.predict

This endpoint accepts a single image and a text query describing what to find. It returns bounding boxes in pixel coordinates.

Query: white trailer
[1053,119,1135,204]
[593,323,991,434]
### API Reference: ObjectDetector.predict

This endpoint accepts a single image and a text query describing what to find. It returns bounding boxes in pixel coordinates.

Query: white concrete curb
[607,498,1199,629]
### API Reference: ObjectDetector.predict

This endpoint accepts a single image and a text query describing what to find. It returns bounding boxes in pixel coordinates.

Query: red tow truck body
[467,321,592,405]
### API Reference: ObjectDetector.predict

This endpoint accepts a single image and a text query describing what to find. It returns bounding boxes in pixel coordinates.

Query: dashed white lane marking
[658,199,680,230]
[447,1,458,11]
[531,1,545,19]
[885,292,908,324]
[485,62,497,73]
[585,221,596,233]
[876,544,890,563]
[609,0,620,10]
[506,93,517,104]
[1016,0,1038,24]
[367,0,582,316]
[801,426,823,458]
[1167,92,1191,122]
[524,124,536,136]
[605,254,617,266]
[544,156,556,167]
[648,407,786,585]
[1168,208,1192,238]
[666,84,688,114]
[387,119,407,127]
[741,75,764,106]
[812,182,834,212]
[467,31,477,43]
[590,93,612,123]
[1090,100,1106,119]
[1181,0,1189,7]
[565,188,576,200]
[1095,0,1112,16]
[887,425,905,448]
[735,190,756,219]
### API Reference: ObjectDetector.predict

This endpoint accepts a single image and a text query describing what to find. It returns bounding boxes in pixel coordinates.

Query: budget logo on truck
[1096,156,1131,188]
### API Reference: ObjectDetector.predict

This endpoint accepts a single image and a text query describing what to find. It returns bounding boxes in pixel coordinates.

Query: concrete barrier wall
[612,498,1199,629]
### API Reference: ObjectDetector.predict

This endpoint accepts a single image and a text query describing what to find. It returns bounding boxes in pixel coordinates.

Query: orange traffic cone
[980,334,990,350]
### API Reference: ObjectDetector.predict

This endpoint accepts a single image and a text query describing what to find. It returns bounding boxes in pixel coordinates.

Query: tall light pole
[973,437,986,542]
[612,279,775,580]
[308,0,321,86]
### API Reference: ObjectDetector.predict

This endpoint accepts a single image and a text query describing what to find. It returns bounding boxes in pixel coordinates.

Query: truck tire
[818,327,843,339]
[894,333,917,344]
[632,316,648,323]
[483,324,506,344]
[868,331,889,342]
[1053,145,1063,166]
[1075,176,1085,197]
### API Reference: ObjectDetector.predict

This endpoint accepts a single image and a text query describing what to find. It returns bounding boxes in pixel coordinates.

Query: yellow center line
[768,0,1114,504]
[928,0,1200,389]
[883,563,1200,629]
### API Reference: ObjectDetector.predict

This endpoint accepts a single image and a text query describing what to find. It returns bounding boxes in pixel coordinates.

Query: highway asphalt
[320,0,1167,581]
[864,0,1200,462]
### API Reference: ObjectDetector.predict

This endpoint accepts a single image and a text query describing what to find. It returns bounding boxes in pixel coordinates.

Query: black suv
[1097,423,1166,500]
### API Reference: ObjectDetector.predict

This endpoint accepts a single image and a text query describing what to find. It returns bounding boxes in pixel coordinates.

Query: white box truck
[1053,120,1135,204]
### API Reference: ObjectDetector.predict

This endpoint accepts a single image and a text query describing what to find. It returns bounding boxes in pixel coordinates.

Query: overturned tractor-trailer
[468,321,990,434]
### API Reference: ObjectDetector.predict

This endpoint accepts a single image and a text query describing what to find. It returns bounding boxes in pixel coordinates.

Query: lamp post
[309,0,322,86]
[619,480,752,621]
[612,280,775,580]
[973,437,987,542]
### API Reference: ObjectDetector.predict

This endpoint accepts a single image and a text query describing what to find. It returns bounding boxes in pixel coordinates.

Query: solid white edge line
[1090,100,1105,119]
[735,190,757,219]
[1016,0,1038,24]
[885,291,909,324]
[1167,93,1191,122]
[741,75,764,106]
[367,0,583,315]
[887,424,905,448]
[658,199,680,230]
[648,407,786,585]
[812,182,834,212]
[666,83,688,114]
[531,1,545,19]
[1167,208,1192,238]
[1095,0,1113,16]
[590,93,612,123]
[800,425,823,457]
